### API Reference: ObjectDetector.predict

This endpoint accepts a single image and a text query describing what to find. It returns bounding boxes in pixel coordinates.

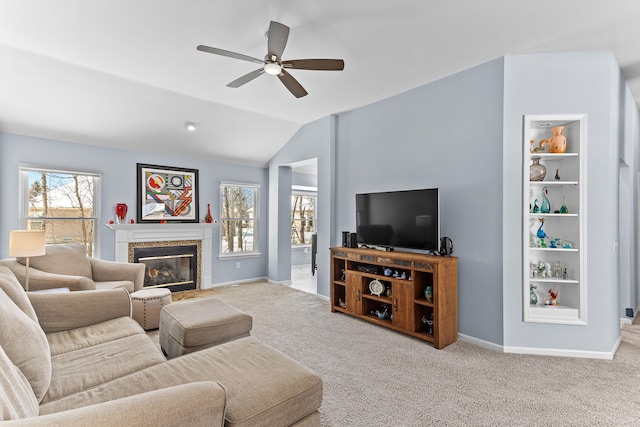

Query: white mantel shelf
[105,223,213,288]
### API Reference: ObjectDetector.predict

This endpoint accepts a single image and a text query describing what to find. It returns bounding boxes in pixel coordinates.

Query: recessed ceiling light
[185,122,198,132]
[539,122,552,128]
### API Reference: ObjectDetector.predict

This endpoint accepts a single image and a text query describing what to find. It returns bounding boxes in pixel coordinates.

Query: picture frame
[136,163,199,223]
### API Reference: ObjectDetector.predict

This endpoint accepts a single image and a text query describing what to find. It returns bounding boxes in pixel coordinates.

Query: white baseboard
[458,333,504,353]
[203,277,268,288]
[460,333,619,360]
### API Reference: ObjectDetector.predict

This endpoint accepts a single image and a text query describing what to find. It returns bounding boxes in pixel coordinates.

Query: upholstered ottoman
[160,296,252,359]
[130,288,172,330]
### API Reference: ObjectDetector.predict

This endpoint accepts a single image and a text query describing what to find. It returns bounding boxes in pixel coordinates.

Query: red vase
[205,204,213,223]
[115,203,128,224]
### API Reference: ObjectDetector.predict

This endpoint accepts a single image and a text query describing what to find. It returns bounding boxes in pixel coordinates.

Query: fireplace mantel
[106,223,213,288]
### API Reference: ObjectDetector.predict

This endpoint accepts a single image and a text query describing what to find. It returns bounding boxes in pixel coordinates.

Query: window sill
[218,252,262,260]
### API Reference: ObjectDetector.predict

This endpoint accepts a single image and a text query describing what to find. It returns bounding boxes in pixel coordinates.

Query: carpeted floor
[152,282,640,426]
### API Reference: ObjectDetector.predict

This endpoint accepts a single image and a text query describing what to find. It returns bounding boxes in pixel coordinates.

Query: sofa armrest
[28,288,132,333]
[90,258,146,291]
[0,259,95,291]
[1,382,226,427]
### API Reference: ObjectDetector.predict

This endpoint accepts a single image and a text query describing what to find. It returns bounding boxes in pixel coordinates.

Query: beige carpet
[147,282,640,425]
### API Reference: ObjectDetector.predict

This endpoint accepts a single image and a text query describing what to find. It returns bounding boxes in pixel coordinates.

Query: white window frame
[291,186,317,247]
[19,165,101,257]
[219,181,260,259]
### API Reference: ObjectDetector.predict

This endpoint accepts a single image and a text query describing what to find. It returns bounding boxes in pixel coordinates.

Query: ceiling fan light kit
[197,21,344,98]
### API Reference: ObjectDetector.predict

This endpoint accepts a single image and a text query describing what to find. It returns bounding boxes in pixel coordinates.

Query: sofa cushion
[19,244,92,278]
[0,266,37,322]
[0,344,39,420]
[47,317,148,356]
[39,336,323,427]
[0,288,51,403]
[41,333,166,406]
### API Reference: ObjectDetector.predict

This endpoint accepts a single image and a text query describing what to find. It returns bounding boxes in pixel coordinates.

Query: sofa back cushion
[0,267,37,322]
[19,243,92,279]
[0,288,51,403]
[0,344,38,420]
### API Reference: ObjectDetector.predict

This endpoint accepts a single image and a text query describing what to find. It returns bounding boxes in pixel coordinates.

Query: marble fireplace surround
[106,223,213,288]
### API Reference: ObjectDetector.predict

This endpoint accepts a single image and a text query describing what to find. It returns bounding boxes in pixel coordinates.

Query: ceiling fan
[197,21,344,98]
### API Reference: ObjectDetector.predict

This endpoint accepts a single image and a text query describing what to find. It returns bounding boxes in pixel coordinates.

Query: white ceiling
[1,1,640,167]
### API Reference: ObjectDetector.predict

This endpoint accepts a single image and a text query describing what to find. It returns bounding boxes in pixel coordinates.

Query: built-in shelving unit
[523,114,586,325]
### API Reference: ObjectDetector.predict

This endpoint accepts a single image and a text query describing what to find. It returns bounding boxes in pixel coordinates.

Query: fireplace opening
[133,245,198,292]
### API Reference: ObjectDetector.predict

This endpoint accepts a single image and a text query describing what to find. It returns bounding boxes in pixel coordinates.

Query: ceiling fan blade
[197,45,264,64]
[227,68,265,88]
[282,59,345,71]
[277,69,308,98]
[267,21,290,60]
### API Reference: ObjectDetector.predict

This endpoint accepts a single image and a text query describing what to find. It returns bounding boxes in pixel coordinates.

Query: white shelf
[529,278,579,284]
[530,213,578,218]
[529,247,579,252]
[529,181,578,186]
[529,153,578,158]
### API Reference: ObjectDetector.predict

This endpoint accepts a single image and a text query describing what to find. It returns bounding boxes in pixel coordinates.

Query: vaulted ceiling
[1,1,639,166]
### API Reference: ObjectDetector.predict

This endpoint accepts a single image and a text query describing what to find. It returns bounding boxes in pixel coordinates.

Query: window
[21,167,99,256]
[220,182,259,256]
[291,190,316,246]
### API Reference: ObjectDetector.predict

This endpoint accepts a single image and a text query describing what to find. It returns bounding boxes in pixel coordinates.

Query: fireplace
[107,223,213,289]
[129,239,202,292]
[133,245,198,292]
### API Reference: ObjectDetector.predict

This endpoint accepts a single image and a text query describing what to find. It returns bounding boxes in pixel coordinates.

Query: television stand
[330,246,458,349]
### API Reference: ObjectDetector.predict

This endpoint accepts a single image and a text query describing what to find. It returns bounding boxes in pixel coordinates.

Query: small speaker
[349,232,358,248]
[342,231,349,247]
[439,237,453,256]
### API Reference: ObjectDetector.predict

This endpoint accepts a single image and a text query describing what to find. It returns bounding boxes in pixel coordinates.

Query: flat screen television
[356,188,439,252]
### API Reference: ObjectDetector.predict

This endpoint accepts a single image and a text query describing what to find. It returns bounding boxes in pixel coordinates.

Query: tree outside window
[22,168,99,256]
[220,183,258,255]
[291,193,316,246]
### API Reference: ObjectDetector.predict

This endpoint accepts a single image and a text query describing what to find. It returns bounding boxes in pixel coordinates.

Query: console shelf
[330,247,458,349]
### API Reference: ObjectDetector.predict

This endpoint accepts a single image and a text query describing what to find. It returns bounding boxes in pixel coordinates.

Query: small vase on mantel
[115,203,128,224]
[205,204,213,223]
[548,126,567,153]
[529,156,546,181]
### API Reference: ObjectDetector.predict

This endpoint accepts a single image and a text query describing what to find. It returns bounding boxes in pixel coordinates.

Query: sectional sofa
[0,266,322,426]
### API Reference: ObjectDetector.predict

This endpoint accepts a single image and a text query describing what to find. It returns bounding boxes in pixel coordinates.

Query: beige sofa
[0,243,145,292]
[0,266,322,426]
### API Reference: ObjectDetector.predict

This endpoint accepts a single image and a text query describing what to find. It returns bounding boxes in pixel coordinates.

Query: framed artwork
[136,163,199,223]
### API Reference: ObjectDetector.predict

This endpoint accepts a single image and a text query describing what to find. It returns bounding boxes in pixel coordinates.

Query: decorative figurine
[530,139,548,153]
[552,261,563,278]
[532,199,539,213]
[340,269,345,281]
[372,306,389,319]
[540,187,551,213]
[421,314,434,335]
[338,299,347,309]
[424,285,433,302]
[400,272,406,280]
[546,287,560,306]
[530,284,538,305]
[560,196,569,214]
[562,268,568,280]
[384,268,392,277]
[554,168,561,181]
[537,218,548,247]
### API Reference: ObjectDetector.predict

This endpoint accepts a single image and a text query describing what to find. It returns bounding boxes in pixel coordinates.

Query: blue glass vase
[540,187,551,213]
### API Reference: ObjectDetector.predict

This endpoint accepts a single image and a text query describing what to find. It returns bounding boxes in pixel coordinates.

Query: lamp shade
[9,230,46,257]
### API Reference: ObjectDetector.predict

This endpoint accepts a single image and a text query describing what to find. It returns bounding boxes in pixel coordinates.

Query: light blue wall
[618,77,640,319]
[502,51,623,353]
[334,59,506,344]
[268,116,335,296]
[0,132,269,285]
